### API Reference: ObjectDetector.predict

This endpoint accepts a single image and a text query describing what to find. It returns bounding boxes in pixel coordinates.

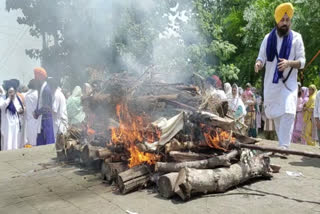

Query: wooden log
[119,175,150,194]
[158,173,179,198]
[165,139,198,153]
[189,111,234,131]
[65,139,78,150]
[81,144,103,162]
[169,151,216,162]
[96,148,113,159]
[66,144,82,162]
[101,161,128,183]
[156,150,239,173]
[68,127,82,140]
[106,144,126,153]
[232,133,258,144]
[175,85,198,93]
[234,142,320,159]
[159,99,197,112]
[116,164,151,194]
[86,93,111,105]
[174,154,271,201]
[80,144,104,169]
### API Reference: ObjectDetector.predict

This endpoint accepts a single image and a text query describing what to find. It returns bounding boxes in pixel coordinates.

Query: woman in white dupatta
[228,84,247,125]
[224,83,232,99]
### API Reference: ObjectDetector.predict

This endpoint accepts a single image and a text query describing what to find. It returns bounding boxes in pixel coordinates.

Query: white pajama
[273,113,295,148]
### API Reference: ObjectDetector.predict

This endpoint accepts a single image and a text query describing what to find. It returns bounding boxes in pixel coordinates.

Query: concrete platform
[0,141,320,214]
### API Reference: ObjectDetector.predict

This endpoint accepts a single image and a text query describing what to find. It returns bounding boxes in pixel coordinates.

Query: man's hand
[278,58,290,71]
[33,112,39,119]
[254,60,263,73]
[18,109,24,115]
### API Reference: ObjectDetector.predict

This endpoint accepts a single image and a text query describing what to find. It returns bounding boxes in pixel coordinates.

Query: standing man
[47,77,68,139]
[0,80,24,150]
[24,79,40,146]
[33,67,55,146]
[255,3,306,149]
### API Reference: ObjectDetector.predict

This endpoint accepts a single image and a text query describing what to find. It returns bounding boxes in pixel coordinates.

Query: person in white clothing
[24,79,40,146]
[255,3,306,149]
[313,89,320,146]
[48,77,68,140]
[224,83,232,99]
[0,80,24,150]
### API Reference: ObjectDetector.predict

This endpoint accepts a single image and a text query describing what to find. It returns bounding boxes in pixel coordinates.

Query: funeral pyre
[57,71,274,201]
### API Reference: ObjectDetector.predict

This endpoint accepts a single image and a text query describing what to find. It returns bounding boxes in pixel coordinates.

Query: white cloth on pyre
[140,112,185,151]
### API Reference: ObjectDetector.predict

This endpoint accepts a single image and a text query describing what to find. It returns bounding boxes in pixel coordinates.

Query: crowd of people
[0,67,89,151]
[220,80,320,147]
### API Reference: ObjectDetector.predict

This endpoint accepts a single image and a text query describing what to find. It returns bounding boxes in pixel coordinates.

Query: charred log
[80,144,103,169]
[101,161,128,184]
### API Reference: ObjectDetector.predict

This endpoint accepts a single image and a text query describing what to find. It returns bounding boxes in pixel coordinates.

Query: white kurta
[24,90,40,146]
[313,91,320,119]
[257,30,306,119]
[0,96,23,150]
[257,30,305,148]
[52,87,68,139]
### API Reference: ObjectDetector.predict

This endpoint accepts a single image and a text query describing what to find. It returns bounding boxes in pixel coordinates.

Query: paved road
[0,142,320,214]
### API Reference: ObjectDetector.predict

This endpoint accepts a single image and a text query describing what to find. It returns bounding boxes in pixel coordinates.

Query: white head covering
[224,83,232,99]
[229,84,247,116]
[238,87,244,96]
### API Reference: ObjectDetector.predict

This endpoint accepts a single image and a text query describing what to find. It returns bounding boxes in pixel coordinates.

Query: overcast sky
[0,1,41,85]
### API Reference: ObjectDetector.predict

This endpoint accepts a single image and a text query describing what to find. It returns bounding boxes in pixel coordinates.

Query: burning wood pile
[57,71,274,201]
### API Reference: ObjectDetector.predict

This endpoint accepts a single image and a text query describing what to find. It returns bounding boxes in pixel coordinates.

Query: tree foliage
[5,0,320,88]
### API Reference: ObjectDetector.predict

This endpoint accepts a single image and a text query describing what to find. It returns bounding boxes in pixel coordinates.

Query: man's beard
[276,25,289,37]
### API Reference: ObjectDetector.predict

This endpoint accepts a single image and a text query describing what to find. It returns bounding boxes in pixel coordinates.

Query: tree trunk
[80,144,103,169]
[158,173,178,199]
[165,139,197,153]
[101,161,128,184]
[81,144,103,163]
[66,144,82,162]
[116,164,151,194]
[160,99,197,112]
[174,154,271,201]
[234,142,320,158]
[188,111,234,132]
[156,150,239,173]
[96,148,113,159]
[169,151,218,162]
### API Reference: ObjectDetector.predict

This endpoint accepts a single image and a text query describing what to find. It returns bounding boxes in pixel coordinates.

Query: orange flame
[128,145,160,168]
[110,102,161,167]
[203,128,235,151]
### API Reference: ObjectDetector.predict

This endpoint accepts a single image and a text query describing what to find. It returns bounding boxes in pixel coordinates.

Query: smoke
[7,0,203,88]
